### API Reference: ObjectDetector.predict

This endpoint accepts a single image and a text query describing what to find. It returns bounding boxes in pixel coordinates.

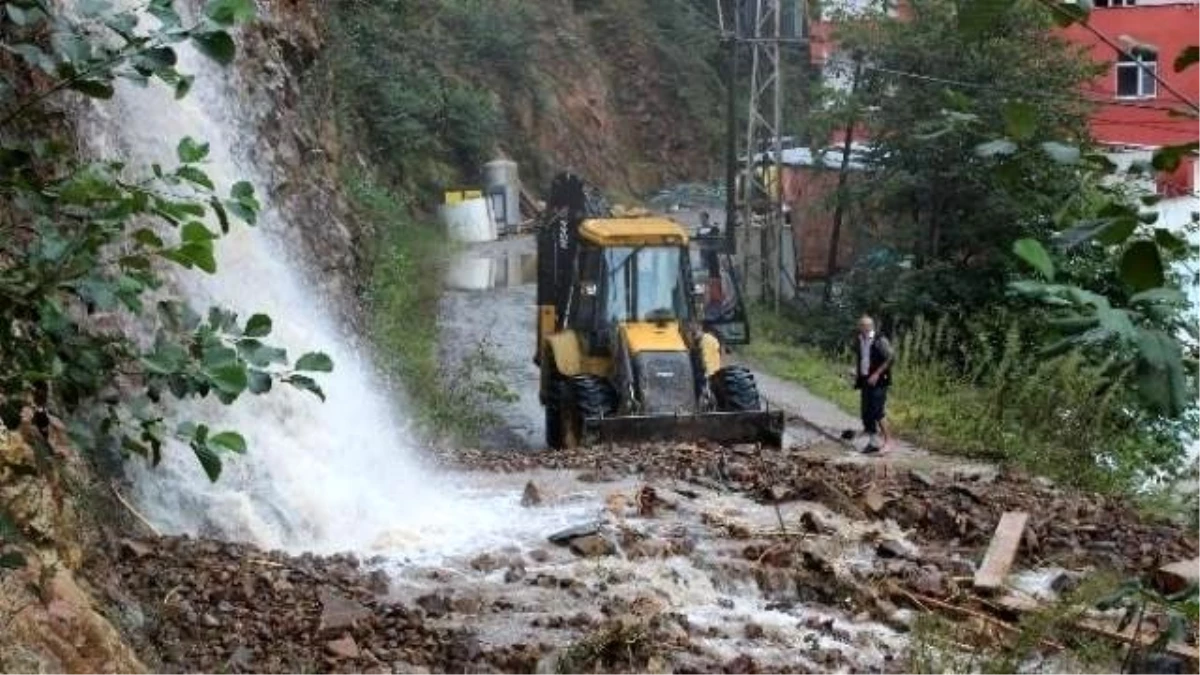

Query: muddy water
[374,469,908,671]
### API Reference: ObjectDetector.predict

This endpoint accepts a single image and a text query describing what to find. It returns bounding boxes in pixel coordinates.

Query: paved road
[436,232,995,478]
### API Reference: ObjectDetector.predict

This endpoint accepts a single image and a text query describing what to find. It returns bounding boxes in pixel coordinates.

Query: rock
[528,548,550,563]
[1153,558,1200,594]
[504,565,526,583]
[521,481,542,507]
[118,538,153,560]
[910,470,936,487]
[548,522,601,546]
[450,593,483,614]
[744,622,764,639]
[325,635,360,660]
[392,662,432,674]
[723,654,758,673]
[863,484,886,514]
[1,566,146,673]
[201,613,220,628]
[470,553,500,573]
[1049,570,1084,595]
[318,587,371,633]
[1131,653,1187,674]
[912,569,946,598]
[637,486,658,516]
[568,535,615,558]
[365,569,390,595]
[876,539,911,560]
[416,593,453,618]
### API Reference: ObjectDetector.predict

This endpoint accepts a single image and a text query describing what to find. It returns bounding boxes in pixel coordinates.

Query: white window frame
[1116,50,1158,100]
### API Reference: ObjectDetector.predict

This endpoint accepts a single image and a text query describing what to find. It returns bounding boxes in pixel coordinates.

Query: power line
[817,57,1197,115]
[1029,0,1200,114]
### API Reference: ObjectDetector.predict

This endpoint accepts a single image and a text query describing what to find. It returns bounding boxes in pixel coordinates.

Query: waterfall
[73,15,549,557]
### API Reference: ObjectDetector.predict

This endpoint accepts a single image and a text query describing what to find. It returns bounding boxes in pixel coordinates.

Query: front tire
[546,375,616,449]
[710,366,762,412]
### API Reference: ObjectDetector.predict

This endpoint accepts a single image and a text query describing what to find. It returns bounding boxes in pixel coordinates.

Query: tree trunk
[823,60,863,305]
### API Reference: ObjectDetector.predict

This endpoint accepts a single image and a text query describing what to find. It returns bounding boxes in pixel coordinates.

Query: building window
[1094,0,1136,6]
[1116,50,1157,99]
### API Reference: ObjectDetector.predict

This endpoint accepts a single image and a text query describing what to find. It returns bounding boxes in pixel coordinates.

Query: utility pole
[716,0,807,312]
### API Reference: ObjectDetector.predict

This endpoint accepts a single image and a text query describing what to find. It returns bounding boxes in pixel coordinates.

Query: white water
[77,16,571,558]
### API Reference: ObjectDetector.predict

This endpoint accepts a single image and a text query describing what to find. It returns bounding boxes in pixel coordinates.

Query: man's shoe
[862,444,882,455]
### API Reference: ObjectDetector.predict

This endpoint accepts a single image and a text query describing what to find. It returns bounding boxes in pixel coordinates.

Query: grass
[346,169,513,444]
[744,305,1187,496]
[907,571,1125,673]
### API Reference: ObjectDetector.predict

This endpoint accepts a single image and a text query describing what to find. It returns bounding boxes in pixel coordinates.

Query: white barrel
[440,197,497,243]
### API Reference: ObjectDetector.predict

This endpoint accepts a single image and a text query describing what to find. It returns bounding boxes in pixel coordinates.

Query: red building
[1059,0,1199,195]
[786,0,1199,281]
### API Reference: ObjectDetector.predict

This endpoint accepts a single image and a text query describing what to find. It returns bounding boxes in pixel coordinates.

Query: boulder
[568,535,616,558]
[318,587,371,633]
[325,635,360,660]
[1154,558,1199,595]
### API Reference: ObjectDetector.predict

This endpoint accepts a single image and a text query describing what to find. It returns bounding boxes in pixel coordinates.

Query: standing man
[854,315,893,454]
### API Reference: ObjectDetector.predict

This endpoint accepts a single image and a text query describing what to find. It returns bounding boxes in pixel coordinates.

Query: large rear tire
[711,366,762,412]
[547,375,616,449]
[545,376,567,449]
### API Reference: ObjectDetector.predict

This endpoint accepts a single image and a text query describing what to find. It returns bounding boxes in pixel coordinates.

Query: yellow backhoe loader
[534,173,784,449]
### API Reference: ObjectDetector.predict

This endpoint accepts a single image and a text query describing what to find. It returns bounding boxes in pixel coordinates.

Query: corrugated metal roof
[750,143,873,170]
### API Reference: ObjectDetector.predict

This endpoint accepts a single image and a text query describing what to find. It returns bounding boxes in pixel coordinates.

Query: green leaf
[285,374,325,402]
[244,314,272,337]
[1002,101,1037,141]
[0,551,27,570]
[1152,142,1198,173]
[975,138,1017,158]
[175,74,194,99]
[1119,241,1165,291]
[1155,228,1188,253]
[1096,218,1138,246]
[1175,46,1199,73]
[192,30,236,66]
[201,344,238,369]
[294,352,333,372]
[142,341,188,375]
[68,79,115,99]
[237,340,286,367]
[132,228,164,248]
[206,363,248,395]
[163,241,217,273]
[1136,329,1188,417]
[210,197,230,233]
[176,165,214,190]
[209,431,247,453]
[1048,0,1089,27]
[192,443,222,482]
[1041,141,1081,165]
[181,221,216,243]
[1130,288,1186,305]
[1012,238,1055,281]
[177,137,210,164]
[248,370,272,394]
[957,0,1017,36]
[231,181,255,200]
[205,0,256,25]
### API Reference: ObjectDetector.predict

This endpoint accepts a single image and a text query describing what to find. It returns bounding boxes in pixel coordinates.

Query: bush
[747,306,1189,493]
[347,169,514,442]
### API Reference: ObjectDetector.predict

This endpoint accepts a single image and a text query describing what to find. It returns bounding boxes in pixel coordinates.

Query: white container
[483,159,520,234]
[440,197,497,243]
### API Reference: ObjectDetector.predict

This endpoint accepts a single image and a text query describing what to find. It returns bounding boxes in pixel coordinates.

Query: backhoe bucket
[583,409,785,448]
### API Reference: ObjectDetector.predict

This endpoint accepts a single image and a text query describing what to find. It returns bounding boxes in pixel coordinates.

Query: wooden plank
[973,511,1028,592]
[996,594,1199,666]
[1153,557,1199,594]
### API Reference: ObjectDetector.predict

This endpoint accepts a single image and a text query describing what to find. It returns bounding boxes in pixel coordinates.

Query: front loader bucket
[583,409,785,448]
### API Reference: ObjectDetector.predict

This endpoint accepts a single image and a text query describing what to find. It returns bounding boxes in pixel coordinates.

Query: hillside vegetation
[322,0,727,201]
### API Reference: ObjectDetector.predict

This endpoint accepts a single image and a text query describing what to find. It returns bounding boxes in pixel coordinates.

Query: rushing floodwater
[74,8,576,559]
